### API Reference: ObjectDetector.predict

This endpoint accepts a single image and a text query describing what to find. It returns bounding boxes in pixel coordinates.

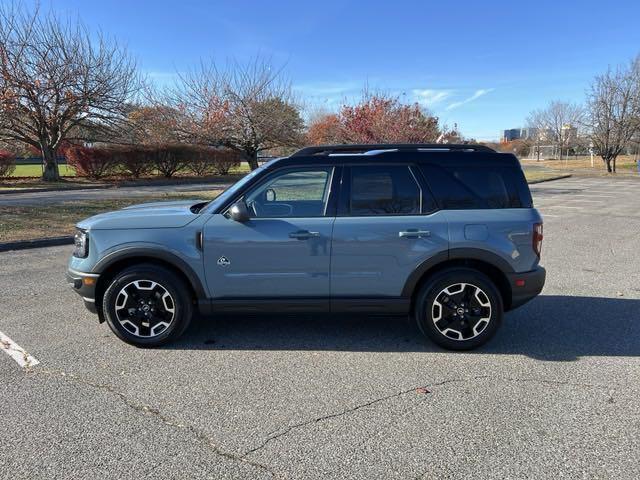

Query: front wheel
[415,268,503,350]
[102,264,193,347]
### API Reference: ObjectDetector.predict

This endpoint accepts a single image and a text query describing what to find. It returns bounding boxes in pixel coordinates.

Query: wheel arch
[93,248,206,317]
[404,250,513,314]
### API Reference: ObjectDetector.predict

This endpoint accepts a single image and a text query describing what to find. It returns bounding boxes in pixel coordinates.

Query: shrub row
[0,150,16,177]
[65,144,242,180]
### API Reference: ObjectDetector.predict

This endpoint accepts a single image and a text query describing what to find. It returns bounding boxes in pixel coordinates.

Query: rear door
[330,164,449,298]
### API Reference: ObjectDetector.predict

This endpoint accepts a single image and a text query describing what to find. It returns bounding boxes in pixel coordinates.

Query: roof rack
[291,143,495,157]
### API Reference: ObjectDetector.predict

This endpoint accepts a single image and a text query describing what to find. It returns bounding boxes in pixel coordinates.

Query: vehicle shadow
[172,295,640,361]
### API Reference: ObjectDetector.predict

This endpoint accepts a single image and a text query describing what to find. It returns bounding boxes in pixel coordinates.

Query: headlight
[73,229,89,258]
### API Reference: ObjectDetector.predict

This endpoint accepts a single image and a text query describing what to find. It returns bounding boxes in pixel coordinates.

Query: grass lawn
[0,190,222,243]
[1,163,252,191]
[11,164,77,177]
[522,169,570,183]
[522,155,639,173]
[10,162,252,179]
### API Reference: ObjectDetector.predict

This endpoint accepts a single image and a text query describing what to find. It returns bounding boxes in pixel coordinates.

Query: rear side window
[420,164,532,209]
[349,165,421,215]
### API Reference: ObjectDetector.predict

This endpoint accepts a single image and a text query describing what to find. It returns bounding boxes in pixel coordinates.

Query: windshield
[202,159,278,213]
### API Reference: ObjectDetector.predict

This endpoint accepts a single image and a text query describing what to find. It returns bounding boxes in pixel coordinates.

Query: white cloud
[412,89,454,106]
[446,88,494,110]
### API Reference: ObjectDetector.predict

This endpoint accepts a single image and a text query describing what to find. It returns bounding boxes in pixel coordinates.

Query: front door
[203,166,337,300]
[330,164,449,297]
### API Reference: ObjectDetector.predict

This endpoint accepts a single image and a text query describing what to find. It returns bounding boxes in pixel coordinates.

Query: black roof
[273,143,519,168]
[291,143,494,156]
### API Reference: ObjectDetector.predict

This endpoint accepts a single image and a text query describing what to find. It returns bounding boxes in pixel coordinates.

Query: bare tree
[584,56,640,173]
[126,104,185,145]
[527,101,583,161]
[525,110,547,161]
[171,57,304,170]
[0,5,140,180]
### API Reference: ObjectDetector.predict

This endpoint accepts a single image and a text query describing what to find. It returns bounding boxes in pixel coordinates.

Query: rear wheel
[102,264,193,347]
[415,268,503,350]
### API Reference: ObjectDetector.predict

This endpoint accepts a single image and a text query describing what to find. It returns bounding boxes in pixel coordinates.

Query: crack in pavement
[22,364,612,480]
[25,367,282,479]
[242,376,491,458]
[244,374,609,460]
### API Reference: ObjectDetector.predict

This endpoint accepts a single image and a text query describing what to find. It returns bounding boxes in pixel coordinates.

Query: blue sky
[37,0,640,140]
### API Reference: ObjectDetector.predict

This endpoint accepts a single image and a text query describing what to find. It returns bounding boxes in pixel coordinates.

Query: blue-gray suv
[67,144,545,350]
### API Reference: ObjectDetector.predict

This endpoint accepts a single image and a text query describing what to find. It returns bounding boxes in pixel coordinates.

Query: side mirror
[229,201,250,223]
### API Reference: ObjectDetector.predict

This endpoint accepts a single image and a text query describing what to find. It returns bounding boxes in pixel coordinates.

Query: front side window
[244,167,333,218]
[349,165,421,216]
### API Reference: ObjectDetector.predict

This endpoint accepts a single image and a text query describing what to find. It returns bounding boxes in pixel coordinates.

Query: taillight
[533,222,543,258]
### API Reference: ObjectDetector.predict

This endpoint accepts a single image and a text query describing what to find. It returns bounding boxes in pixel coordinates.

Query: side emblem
[217,256,231,267]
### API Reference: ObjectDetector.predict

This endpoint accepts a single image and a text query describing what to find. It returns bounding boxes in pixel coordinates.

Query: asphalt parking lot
[1,176,639,479]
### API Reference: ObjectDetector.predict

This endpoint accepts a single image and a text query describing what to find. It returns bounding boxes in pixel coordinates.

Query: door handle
[289,230,321,240]
[398,229,431,239]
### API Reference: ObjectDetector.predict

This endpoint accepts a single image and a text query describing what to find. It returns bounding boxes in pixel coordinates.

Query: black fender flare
[401,248,514,297]
[92,246,207,299]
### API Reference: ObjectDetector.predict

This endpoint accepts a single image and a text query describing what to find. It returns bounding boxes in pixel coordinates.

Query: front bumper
[66,268,100,314]
[506,266,546,310]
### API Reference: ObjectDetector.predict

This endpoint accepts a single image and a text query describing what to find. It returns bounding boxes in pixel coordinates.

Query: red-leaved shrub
[188,147,242,176]
[212,149,242,175]
[112,146,155,178]
[152,144,192,178]
[0,150,17,178]
[65,146,116,179]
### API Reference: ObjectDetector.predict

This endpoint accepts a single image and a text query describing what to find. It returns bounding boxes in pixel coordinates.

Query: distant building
[502,128,522,142]
[561,124,577,143]
[502,127,554,142]
[502,128,538,142]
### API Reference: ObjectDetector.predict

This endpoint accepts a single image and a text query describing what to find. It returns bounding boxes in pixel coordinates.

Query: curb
[0,236,73,252]
[527,174,572,184]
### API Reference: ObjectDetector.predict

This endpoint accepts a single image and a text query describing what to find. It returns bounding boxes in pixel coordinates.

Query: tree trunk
[246,150,259,171]
[605,157,613,173]
[613,156,617,173]
[41,146,60,181]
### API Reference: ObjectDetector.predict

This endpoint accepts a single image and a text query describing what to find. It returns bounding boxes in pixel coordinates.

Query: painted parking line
[0,331,40,368]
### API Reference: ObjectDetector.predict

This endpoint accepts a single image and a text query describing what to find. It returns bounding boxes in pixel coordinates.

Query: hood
[77,200,207,230]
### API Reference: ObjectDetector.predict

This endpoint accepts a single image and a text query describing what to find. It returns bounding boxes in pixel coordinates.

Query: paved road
[1,176,639,479]
[0,181,233,206]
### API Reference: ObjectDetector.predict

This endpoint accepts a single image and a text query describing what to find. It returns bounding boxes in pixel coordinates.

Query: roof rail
[291,143,495,157]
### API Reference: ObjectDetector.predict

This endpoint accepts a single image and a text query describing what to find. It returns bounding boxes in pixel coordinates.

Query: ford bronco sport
[67,144,545,350]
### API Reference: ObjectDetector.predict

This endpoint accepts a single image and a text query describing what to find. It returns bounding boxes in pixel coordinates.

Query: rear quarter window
[420,164,532,209]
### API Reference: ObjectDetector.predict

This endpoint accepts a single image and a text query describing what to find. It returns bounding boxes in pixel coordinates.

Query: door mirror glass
[229,201,250,222]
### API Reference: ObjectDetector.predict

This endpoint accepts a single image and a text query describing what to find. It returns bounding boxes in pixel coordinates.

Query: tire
[102,264,193,347]
[415,268,503,350]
